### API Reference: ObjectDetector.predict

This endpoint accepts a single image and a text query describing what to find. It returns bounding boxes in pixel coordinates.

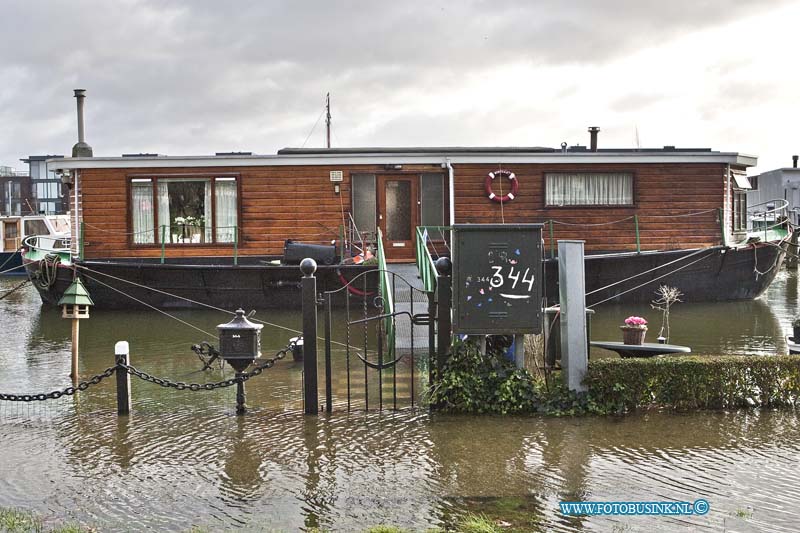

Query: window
[130,176,238,245]
[733,190,747,232]
[351,173,376,239]
[35,182,60,199]
[420,173,445,226]
[24,219,48,236]
[545,172,633,206]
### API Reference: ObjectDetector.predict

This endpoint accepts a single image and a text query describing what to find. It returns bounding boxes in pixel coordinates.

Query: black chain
[0,345,291,401]
[0,366,117,402]
[121,346,290,391]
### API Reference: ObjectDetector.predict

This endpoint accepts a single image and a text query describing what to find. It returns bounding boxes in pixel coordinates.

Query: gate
[319,267,434,412]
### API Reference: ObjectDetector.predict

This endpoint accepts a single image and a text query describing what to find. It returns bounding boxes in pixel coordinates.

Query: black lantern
[217,309,263,414]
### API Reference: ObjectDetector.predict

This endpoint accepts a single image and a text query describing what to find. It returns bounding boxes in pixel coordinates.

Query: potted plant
[793,316,800,342]
[620,316,648,345]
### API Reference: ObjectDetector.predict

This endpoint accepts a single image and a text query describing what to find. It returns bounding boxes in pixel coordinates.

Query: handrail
[22,234,72,254]
[376,228,395,357]
[415,226,450,293]
[747,198,790,236]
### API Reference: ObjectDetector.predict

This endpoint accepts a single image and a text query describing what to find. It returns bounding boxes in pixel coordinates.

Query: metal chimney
[588,126,600,152]
[793,155,798,168]
[72,89,93,157]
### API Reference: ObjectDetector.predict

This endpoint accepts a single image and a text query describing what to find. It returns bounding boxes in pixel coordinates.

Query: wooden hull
[0,251,24,275]
[24,256,378,310]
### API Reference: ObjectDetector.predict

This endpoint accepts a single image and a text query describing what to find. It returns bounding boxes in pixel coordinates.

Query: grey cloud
[0,0,793,166]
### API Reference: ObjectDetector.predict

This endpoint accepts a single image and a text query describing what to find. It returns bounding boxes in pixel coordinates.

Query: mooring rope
[74,264,353,349]
[0,280,30,301]
[584,247,712,297]
[587,250,717,308]
[80,271,218,338]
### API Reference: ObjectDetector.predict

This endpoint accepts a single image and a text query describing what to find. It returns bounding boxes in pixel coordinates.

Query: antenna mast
[325,93,331,148]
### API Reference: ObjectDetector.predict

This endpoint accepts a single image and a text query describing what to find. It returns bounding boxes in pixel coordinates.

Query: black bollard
[301,258,319,415]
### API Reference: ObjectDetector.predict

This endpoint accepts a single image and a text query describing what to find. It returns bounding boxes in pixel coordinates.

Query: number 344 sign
[452,224,543,335]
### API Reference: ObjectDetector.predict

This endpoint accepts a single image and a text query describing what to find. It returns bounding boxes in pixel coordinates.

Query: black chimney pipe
[72,89,93,157]
[793,155,798,168]
[588,126,600,152]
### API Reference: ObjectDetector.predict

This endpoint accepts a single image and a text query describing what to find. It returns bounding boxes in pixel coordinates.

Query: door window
[385,180,412,241]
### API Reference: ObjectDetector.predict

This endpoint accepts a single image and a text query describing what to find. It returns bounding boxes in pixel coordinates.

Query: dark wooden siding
[77,161,726,259]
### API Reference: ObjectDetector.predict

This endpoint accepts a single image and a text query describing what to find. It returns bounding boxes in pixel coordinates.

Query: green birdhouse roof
[57,278,95,307]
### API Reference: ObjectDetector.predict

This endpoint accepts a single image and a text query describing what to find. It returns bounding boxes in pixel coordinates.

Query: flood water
[2,269,800,531]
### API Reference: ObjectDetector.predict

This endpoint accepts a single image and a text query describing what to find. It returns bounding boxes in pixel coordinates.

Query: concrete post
[513,334,525,369]
[558,241,588,393]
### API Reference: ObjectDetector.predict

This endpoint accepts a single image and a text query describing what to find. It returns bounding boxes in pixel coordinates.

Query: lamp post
[57,277,94,382]
[217,309,263,414]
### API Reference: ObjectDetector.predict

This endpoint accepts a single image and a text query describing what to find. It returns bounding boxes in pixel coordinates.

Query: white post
[558,241,588,393]
[514,334,525,369]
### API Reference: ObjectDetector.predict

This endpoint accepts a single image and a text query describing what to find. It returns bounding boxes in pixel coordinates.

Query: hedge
[584,355,800,412]
[429,340,800,415]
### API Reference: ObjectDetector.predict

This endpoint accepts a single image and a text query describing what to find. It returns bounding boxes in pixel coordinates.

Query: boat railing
[415,226,451,293]
[747,198,789,234]
[22,234,72,255]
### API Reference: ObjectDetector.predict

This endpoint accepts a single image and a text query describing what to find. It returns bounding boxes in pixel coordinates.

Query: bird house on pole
[58,277,94,381]
[58,277,94,319]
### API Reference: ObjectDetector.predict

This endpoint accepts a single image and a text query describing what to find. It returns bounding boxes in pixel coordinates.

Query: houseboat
[21,92,788,308]
[23,139,788,309]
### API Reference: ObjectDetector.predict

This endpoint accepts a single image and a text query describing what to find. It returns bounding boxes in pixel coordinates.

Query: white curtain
[215,179,237,243]
[157,181,170,243]
[132,182,154,243]
[546,173,633,206]
[204,181,212,243]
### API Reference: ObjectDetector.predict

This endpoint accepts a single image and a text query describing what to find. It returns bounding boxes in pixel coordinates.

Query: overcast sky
[1,0,798,174]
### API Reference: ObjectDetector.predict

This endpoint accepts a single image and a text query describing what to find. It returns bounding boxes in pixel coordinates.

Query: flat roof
[46,146,758,170]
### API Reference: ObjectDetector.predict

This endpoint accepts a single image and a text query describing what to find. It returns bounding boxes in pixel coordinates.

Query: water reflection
[3,274,800,531]
[591,268,798,356]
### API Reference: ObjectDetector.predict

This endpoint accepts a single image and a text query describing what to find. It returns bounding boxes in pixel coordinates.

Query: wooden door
[378,176,418,261]
[3,221,19,252]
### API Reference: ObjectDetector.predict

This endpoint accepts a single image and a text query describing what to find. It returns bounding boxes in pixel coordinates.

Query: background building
[20,155,66,214]
[0,165,32,216]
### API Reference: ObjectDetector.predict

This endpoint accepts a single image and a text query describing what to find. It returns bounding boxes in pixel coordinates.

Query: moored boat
[1,214,70,275]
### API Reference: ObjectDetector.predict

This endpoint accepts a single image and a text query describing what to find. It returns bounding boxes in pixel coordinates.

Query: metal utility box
[452,224,543,334]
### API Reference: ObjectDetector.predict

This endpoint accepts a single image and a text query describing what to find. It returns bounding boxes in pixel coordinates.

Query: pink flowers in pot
[624,316,648,327]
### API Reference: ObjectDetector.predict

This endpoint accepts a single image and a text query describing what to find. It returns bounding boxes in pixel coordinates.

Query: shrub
[428,339,540,414]
[584,355,800,413]
[429,338,800,415]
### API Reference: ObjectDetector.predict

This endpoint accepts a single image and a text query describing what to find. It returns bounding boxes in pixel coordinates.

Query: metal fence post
[435,258,452,376]
[324,292,333,413]
[301,258,319,415]
[115,341,131,415]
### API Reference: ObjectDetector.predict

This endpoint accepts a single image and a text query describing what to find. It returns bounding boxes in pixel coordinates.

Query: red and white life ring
[485,169,519,203]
